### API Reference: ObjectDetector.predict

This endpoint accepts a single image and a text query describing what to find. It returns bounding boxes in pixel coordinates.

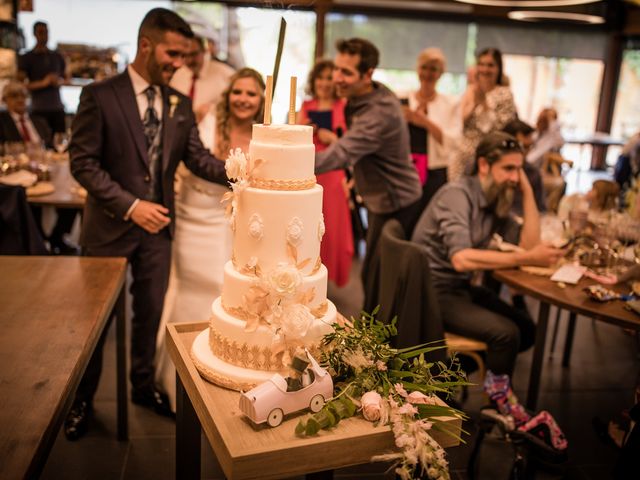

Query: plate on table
[0,170,38,187]
[26,182,55,196]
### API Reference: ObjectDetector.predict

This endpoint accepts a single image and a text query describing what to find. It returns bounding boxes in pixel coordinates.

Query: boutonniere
[169,95,179,118]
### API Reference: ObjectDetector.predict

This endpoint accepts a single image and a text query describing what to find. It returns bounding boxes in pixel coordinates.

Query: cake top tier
[251,124,313,145]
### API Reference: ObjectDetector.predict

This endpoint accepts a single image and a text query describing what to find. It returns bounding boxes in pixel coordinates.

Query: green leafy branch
[296,310,470,439]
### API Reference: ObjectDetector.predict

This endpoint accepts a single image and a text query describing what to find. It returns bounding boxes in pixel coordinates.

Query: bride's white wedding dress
[155,113,232,410]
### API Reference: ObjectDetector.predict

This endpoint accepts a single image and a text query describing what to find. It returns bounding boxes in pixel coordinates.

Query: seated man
[0,81,78,254]
[411,132,565,377]
[0,80,52,146]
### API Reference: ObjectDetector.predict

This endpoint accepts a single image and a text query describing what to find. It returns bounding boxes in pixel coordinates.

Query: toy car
[239,352,333,427]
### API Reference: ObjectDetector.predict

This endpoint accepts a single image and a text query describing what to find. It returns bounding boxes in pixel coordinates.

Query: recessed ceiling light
[508,10,605,23]
[454,0,599,6]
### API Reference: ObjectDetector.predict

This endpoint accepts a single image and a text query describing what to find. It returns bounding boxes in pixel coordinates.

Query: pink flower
[394,383,408,397]
[375,360,387,371]
[407,391,438,405]
[397,403,418,416]
[361,391,382,422]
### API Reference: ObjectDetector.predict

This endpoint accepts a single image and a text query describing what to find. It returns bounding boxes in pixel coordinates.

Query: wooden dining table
[494,268,640,410]
[0,255,128,479]
[27,157,85,209]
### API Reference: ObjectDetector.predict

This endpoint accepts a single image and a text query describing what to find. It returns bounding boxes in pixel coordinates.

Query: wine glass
[53,131,69,154]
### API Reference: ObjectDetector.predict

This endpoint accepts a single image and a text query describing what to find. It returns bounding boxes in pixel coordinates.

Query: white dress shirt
[401,90,462,170]
[127,64,163,120]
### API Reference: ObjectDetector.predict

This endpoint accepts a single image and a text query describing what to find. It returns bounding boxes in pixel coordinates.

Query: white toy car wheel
[309,394,325,413]
[267,408,284,427]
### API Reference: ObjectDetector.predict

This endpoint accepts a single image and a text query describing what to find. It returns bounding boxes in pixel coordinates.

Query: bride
[155,68,266,410]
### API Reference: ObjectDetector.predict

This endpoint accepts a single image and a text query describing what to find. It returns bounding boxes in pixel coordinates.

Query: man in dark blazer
[0,80,52,147]
[65,8,228,440]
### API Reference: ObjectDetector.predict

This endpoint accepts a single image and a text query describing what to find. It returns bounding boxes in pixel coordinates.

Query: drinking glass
[53,131,69,154]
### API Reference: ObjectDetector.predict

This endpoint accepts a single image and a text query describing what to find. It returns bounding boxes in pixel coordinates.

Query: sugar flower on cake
[248,213,264,240]
[279,303,314,341]
[266,262,302,298]
[287,217,304,246]
[225,148,248,181]
[317,214,326,242]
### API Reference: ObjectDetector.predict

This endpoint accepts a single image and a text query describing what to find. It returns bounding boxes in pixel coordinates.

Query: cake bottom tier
[191,329,284,391]
[192,299,337,391]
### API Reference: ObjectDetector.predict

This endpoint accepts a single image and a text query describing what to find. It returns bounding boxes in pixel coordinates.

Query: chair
[377,219,487,379]
[0,184,48,255]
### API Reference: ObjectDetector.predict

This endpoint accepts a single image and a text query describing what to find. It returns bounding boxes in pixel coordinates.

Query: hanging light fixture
[507,10,605,23]
[453,0,600,6]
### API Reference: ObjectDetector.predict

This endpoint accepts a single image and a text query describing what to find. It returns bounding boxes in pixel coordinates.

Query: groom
[66,8,228,440]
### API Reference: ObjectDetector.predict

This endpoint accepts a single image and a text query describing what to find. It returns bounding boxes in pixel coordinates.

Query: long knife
[272,17,287,93]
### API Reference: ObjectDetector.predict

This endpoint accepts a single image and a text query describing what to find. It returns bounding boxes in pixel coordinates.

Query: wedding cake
[191,124,337,391]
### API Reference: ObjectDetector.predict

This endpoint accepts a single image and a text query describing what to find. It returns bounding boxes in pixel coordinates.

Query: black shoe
[50,238,80,255]
[132,386,175,418]
[64,400,92,441]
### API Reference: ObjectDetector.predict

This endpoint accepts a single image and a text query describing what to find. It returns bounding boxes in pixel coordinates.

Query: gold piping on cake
[250,176,316,191]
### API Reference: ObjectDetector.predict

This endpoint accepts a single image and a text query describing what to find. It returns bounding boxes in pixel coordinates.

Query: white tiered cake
[191,124,337,391]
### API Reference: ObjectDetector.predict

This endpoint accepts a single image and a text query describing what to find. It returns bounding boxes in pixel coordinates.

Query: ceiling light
[333,0,472,12]
[508,10,605,23]
[454,0,600,6]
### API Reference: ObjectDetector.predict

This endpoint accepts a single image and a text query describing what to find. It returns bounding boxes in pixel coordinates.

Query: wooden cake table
[167,322,461,480]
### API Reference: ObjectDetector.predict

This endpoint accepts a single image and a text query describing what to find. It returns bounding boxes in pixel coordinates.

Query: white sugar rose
[361,391,382,422]
[267,263,302,297]
[225,148,247,180]
[317,214,326,242]
[287,217,304,246]
[248,214,264,240]
[280,304,314,340]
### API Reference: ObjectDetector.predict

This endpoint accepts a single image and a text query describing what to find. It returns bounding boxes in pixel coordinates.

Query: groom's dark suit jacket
[69,69,229,399]
[70,70,227,248]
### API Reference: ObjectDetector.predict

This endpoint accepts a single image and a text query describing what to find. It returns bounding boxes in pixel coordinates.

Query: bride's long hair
[215,68,265,158]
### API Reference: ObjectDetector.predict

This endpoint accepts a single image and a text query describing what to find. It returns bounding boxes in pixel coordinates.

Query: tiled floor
[39,254,637,480]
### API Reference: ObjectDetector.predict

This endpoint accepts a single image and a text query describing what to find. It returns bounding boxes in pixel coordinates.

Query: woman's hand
[404,108,427,128]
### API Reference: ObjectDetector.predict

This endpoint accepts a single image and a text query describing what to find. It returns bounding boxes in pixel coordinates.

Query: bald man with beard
[411,131,564,377]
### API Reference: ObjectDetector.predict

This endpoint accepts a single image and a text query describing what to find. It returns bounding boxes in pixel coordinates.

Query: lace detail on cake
[287,217,304,246]
[191,350,258,392]
[247,214,264,240]
[250,176,316,191]
[207,327,322,372]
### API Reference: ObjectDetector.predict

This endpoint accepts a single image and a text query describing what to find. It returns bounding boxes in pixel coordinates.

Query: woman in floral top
[451,48,517,181]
